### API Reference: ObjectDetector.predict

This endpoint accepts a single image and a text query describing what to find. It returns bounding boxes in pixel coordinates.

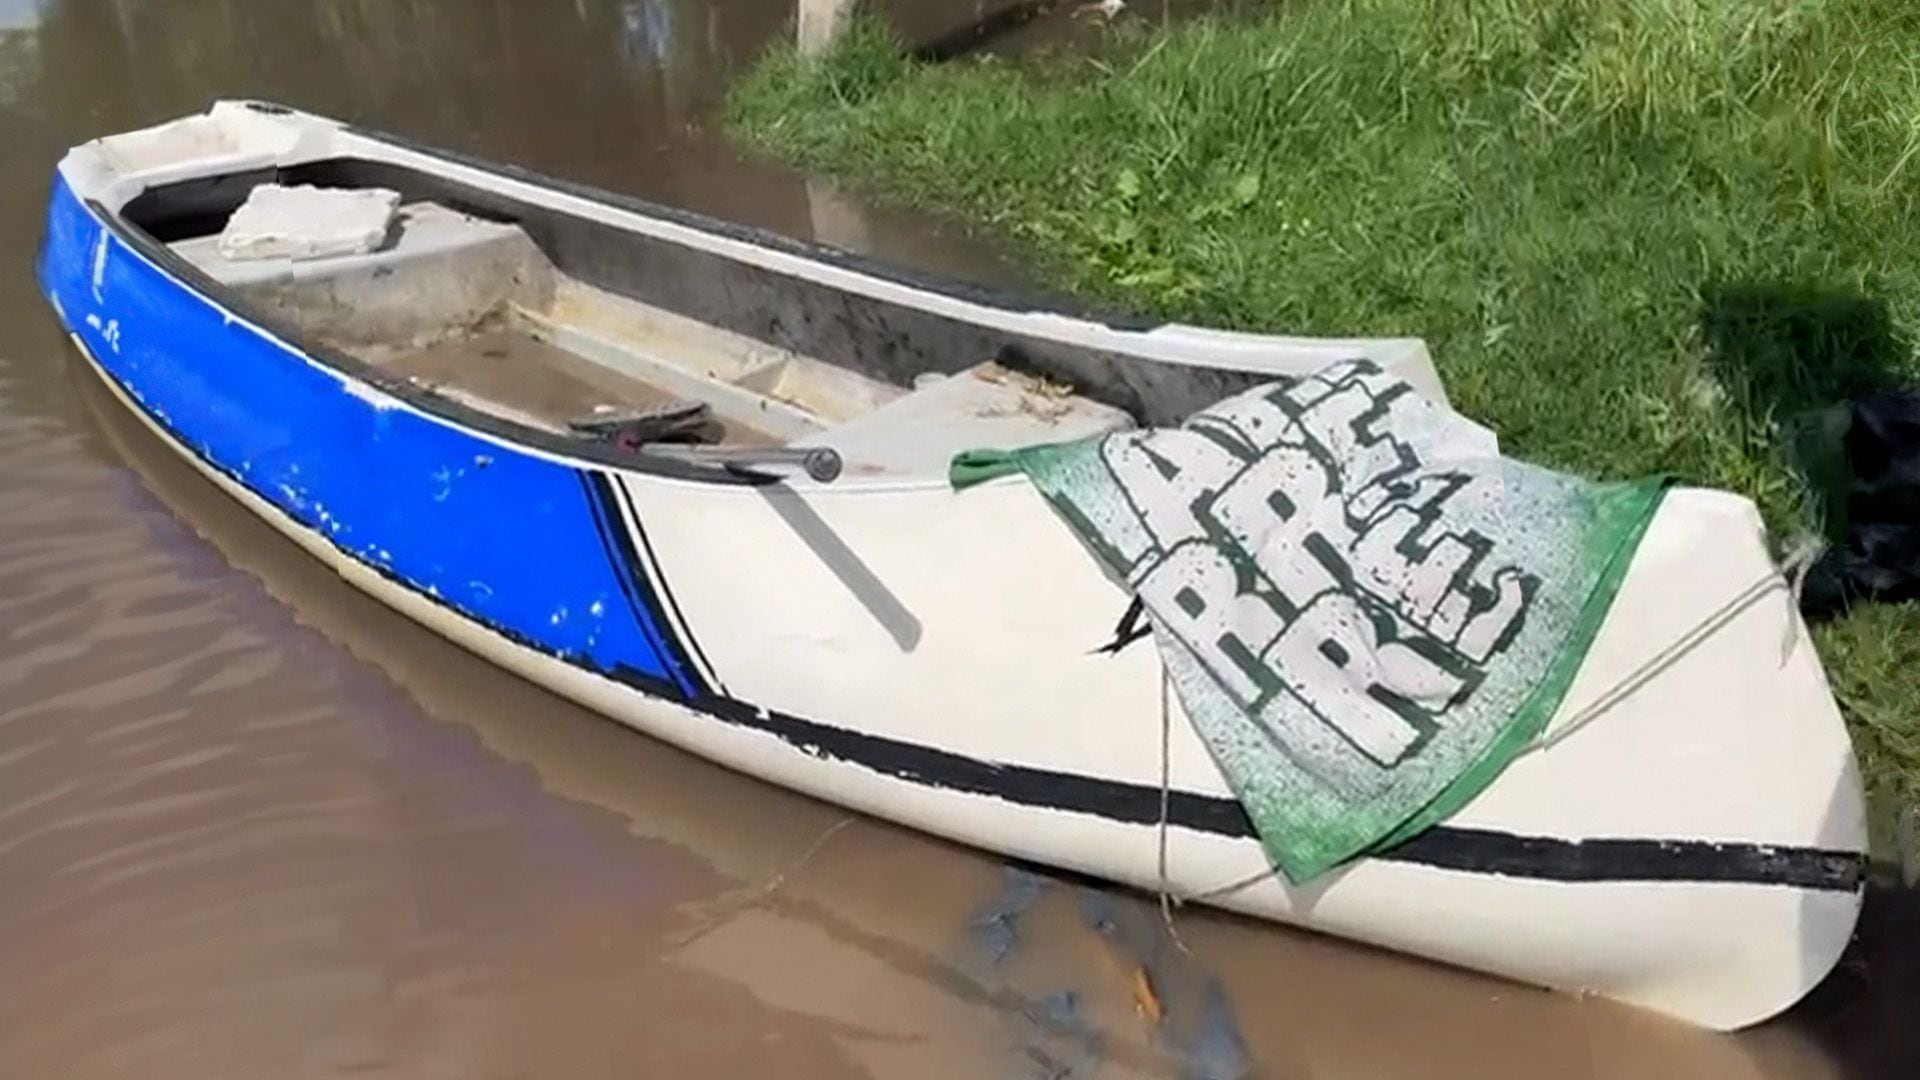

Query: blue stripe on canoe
[37,176,696,696]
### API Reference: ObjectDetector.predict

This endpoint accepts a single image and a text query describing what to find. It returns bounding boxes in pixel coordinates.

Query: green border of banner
[1368,476,1674,855]
[956,444,1677,880]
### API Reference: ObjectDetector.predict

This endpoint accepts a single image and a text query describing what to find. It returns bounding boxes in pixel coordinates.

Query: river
[0,1,1909,1076]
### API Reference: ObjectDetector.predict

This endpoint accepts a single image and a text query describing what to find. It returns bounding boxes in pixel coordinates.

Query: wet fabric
[954,360,1667,880]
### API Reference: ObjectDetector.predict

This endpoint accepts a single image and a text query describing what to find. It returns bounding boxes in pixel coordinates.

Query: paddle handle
[642,444,843,483]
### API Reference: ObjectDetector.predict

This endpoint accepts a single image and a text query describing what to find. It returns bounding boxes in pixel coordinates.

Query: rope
[663,815,855,949]
[1776,536,1825,662]
[758,815,856,899]
[1146,537,1825,915]
[1153,660,1290,934]
[1530,540,1820,754]
[1155,664,1196,956]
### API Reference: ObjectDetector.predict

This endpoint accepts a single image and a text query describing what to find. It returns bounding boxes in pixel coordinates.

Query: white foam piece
[98,116,241,174]
[217,184,401,263]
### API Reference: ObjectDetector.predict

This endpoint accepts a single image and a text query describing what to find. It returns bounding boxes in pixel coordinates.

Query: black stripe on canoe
[71,335,1864,897]
[606,475,727,698]
[1384,827,1864,891]
[688,692,1865,892]
[578,471,711,699]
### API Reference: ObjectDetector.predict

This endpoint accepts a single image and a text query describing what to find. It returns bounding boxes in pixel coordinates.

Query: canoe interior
[165,196,899,448]
[115,154,1285,459]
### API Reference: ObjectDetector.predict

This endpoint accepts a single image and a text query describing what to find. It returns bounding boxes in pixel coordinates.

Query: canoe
[37,102,1867,1030]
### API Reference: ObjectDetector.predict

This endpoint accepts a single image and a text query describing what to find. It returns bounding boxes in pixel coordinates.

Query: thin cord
[1146,543,1816,906]
[664,815,855,949]
[1777,536,1824,663]
[1155,664,1196,956]
[1530,553,1807,754]
[758,815,855,899]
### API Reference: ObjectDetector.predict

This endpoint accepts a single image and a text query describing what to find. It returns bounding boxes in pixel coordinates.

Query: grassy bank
[729,0,1920,808]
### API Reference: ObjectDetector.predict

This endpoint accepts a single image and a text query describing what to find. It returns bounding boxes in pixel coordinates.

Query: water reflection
[0,0,1018,283]
[619,0,673,63]
[0,0,47,32]
[798,0,856,56]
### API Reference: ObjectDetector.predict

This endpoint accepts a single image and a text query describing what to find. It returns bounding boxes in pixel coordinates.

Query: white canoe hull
[42,103,1867,1029]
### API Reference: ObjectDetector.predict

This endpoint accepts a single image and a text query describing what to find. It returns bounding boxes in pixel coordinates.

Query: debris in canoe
[569,400,717,447]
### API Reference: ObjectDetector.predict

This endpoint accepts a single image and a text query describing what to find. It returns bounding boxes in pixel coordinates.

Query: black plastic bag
[1802,391,1920,618]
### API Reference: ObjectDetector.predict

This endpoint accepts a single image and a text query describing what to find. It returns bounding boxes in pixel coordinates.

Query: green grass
[728,0,1920,806]
[1817,604,1920,819]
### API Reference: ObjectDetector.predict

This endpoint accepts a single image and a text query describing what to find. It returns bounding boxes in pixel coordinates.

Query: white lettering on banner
[1265,593,1467,766]
[1102,433,1244,549]
[1194,385,1297,457]
[1048,360,1539,778]
[1202,444,1343,617]
[1345,473,1530,645]
[1455,567,1535,661]
[1138,541,1288,704]
[1208,442,1329,552]
[1281,370,1424,497]
[1352,503,1478,624]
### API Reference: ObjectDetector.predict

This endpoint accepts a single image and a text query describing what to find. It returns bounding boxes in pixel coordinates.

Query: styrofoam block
[217,184,402,262]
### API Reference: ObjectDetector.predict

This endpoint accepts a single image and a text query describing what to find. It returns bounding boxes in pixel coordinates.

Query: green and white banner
[955,360,1667,881]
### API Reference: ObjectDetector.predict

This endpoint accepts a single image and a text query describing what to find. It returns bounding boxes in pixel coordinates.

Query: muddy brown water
[0,1,1912,1077]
